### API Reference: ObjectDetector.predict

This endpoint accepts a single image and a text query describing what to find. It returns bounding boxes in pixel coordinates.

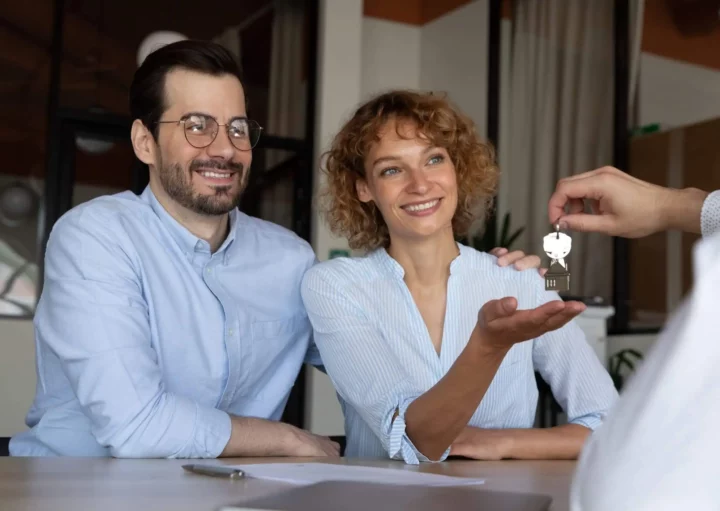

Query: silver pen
[182,464,245,480]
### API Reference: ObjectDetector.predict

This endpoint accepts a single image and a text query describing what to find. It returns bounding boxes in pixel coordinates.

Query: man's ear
[130,119,156,166]
[356,179,372,203]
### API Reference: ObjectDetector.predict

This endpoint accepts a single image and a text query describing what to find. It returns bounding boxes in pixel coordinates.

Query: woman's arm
[450,424,590,460]
[403,334,511,461]
[449,275,617,461]
[301,265,585,463]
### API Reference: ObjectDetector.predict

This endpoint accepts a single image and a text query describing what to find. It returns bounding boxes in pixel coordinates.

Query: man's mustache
[189,160,244,173]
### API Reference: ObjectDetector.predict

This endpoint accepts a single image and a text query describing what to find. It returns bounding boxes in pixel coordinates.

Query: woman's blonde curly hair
[319,90,498,252]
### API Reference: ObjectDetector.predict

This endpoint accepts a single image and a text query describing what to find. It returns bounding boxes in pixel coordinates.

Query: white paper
[229,462,485,487]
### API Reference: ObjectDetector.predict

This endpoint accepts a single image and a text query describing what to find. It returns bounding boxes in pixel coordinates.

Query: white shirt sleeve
[569,231,720,510]
[700,190,720,238]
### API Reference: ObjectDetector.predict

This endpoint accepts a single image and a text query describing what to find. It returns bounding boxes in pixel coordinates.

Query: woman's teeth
[404,199,439,212]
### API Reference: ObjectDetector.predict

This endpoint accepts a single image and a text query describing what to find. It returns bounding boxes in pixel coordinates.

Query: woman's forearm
[403,330,509,461]
[504,424,590,459]
[452,424,591,460]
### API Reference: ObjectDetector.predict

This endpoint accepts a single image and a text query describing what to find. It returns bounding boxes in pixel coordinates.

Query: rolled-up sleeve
[300,267,441,464]
[37,211,231,458]
[531,285,618,430]
[701,190,720,238]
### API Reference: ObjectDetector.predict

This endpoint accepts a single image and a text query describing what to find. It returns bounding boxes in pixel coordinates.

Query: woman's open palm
[476,297,586,350]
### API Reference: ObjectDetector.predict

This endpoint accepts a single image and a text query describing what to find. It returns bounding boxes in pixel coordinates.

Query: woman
[301,90,617,464]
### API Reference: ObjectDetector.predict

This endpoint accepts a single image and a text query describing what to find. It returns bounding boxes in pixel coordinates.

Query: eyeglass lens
[183,114,261,151]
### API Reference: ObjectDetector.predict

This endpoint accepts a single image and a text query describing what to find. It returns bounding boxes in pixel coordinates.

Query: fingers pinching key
[543,224,572,292]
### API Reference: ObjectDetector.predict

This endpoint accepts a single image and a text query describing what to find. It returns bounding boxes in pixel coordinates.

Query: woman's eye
[428,154,445,165]
[380,167,399,176]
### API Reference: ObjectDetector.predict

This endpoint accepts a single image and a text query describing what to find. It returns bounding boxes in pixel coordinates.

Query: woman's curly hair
[319,90,498,252]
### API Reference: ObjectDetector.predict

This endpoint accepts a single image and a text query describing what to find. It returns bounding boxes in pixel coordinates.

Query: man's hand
[489,247,547,277]
[474,297,585,352]
[548,166,708,237]
[220,417,340,458]
[286,427,341,457]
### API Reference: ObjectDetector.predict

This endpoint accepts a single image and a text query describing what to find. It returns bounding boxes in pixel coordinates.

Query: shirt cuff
[386,397,451,465]
[700,190,720,238]
[170,399,232,459]
[569,413,604,432]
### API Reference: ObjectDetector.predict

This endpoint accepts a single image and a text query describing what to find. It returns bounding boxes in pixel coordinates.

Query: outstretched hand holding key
[548,166,708,238]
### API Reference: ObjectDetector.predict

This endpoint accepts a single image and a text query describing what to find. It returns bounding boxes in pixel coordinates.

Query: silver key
[543,224,572,292]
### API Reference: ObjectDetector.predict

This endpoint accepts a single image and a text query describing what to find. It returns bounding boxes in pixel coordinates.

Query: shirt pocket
[246,314,310,400]
[251,316,302,339]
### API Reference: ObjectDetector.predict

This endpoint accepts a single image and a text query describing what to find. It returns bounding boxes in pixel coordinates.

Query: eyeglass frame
[154,112,263,151]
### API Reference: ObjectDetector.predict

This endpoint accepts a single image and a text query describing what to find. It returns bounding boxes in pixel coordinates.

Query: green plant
[469,211,525,252]
[608,348,643,391]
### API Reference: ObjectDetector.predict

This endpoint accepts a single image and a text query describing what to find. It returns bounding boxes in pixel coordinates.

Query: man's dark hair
[129,39,243,139]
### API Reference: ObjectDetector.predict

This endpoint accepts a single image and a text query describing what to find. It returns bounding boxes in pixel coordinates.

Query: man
[546,166,720,510]
[10,40,538,458]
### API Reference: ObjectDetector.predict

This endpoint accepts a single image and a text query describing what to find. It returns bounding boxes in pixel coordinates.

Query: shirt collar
[372,242,467,279]
[141,186,239,257]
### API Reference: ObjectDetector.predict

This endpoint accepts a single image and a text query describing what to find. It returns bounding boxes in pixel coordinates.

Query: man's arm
[221,417,338,457]
[548,166,713,237]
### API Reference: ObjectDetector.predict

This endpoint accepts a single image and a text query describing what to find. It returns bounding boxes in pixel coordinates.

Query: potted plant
[607,348,643,391]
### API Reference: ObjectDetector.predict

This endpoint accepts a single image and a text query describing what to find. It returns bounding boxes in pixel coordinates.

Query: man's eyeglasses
[156,114,263,151]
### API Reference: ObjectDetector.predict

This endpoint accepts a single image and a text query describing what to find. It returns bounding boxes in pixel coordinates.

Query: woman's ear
[356,179,372,203]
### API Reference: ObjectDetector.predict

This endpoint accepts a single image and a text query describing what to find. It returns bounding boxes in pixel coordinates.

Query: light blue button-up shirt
[301,244,618,464]
[10,186,318,458]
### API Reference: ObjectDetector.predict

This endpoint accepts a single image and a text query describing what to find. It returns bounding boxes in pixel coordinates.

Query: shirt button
[228,329,234,336]
[206,267,212,273]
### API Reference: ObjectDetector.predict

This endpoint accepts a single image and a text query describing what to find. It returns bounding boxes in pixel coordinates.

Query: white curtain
[500,0,644,299]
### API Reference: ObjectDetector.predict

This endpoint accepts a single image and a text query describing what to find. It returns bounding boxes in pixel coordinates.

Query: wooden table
[0,457,576,511]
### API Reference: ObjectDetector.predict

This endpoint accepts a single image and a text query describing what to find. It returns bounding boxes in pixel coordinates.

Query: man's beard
[159,158,247,216]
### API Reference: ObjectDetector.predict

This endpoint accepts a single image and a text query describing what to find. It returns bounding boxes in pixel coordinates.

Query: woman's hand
[474,297,585,352]
[489,247,547,276]
[450,428,512,460]
[450,425,590,460]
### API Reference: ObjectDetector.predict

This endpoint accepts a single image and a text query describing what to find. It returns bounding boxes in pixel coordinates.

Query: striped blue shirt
[301,244,618,464]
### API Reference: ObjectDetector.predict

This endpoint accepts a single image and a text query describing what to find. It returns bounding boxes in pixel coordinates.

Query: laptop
[220,480,553,511]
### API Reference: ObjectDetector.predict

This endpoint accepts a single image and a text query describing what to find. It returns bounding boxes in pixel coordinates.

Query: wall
[638,53,720,131]
[637,0,720,131]
[420,0,488,137]
[361,17,421,99]
[0,319,35,436]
